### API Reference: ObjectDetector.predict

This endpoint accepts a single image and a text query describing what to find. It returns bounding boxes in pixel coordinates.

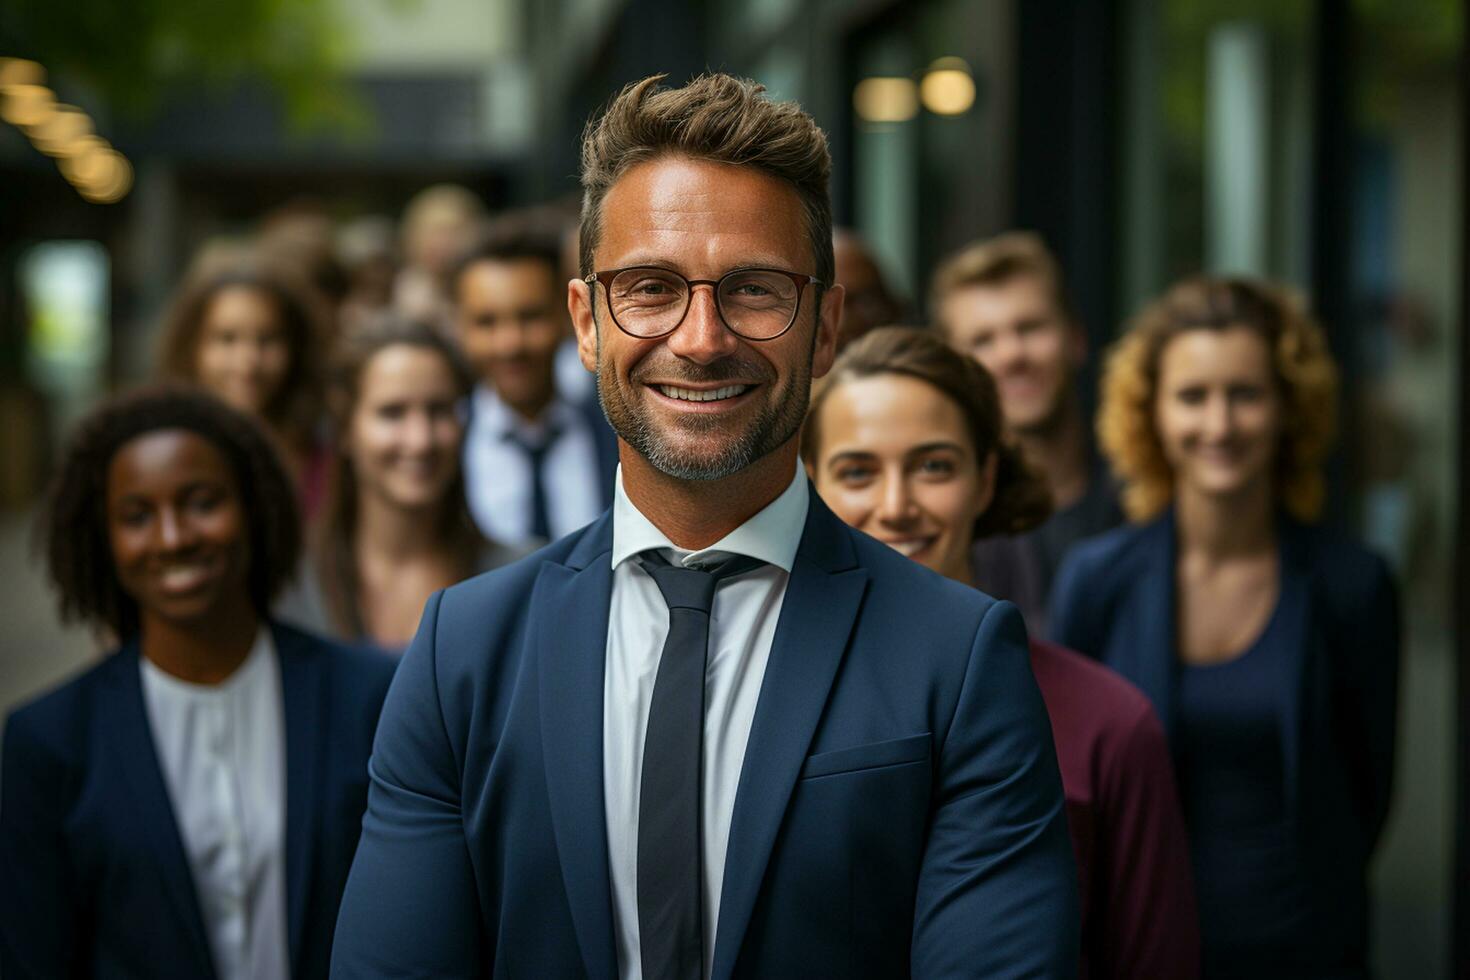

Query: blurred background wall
[0,0,1464,975]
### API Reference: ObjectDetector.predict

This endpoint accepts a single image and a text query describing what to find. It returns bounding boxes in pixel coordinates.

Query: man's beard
[594,330,814,482]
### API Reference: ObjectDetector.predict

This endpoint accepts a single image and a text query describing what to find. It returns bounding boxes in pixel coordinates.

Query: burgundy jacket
[1030,639,1201,979]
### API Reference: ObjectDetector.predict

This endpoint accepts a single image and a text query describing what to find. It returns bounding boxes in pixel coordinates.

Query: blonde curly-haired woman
[1051,276,1399,980]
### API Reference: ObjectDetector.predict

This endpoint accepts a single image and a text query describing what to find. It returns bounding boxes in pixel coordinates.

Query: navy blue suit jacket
[1050,512,1399,964]
[0,622,397,979]
[331,489,1079,978]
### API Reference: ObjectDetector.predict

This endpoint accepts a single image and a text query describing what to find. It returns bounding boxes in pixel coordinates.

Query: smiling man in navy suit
[331,73,1078,980]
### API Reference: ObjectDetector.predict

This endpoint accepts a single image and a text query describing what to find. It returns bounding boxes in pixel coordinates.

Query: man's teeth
[886,539,929,557]
[658,384,750,402]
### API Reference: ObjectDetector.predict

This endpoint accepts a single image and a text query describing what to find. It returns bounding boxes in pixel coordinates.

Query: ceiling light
[920,58,976,116]
[854,77,919,124]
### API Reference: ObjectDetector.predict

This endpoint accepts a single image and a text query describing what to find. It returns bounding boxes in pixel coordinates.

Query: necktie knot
[637,551,765,613]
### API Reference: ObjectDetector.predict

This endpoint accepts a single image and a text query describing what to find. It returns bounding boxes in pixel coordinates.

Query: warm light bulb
[920,58,976,116]
[2,83,55,128]
[60,137,111,185]
[29,105,92,155]
[78,150,133,204]
[0,58,44,88]
[853,77,919,124]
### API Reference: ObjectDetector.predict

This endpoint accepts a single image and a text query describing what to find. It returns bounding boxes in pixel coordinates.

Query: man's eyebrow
[599,254,805,274]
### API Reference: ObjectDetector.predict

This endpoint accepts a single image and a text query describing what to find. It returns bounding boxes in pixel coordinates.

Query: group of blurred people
[2,122,1398,978]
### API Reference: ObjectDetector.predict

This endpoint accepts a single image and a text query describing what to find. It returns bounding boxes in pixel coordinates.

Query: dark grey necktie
[505,427,559,541]
[634,549,765,980]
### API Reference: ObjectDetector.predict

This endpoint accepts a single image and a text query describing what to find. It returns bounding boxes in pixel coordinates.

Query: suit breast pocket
[799,732,931,780]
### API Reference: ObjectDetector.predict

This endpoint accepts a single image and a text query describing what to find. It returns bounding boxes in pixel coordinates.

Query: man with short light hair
[933,232,1124,634]
[333,74,1077,979]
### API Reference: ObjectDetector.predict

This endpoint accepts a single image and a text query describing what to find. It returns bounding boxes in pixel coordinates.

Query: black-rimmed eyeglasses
[585,266,823,341]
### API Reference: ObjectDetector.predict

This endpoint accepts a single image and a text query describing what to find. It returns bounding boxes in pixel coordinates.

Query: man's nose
[665,284,740,364]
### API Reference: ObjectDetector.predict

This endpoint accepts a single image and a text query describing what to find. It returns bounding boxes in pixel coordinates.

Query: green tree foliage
[0,0,371,131]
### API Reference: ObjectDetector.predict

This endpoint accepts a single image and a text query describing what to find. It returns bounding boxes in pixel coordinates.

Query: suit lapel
[538,513,619,980]
[711,494,868,980]
[276,623,324,977]
[103,644,218,979]
[1274,519,1315,817]
[1130,513,1179,739]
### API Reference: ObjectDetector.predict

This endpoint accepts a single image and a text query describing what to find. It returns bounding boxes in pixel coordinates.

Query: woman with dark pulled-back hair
[1052,277,1400,978]
[0,385,395,980]
[803,326,1201,979]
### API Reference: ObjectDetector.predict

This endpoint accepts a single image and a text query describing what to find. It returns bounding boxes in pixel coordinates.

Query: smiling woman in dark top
[804,326,1200,979]
[1052,277,1400,979]
[0,386,395,979]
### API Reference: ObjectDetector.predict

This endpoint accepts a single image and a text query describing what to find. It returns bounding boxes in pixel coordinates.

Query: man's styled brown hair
[929,231,1074,328]
[449,215,564,302]
[578,73,835,290]
[802,326,1053,538]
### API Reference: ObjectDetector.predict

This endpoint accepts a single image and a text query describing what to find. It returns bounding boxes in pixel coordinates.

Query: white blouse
[140,629,290,980]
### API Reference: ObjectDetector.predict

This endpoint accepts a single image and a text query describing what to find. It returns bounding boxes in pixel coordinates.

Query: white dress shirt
[604,463,809,980]
[463,383,605,547]
[140,630,289,980]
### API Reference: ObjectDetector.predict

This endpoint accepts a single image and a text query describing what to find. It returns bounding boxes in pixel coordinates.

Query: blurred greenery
[0,0,375,132]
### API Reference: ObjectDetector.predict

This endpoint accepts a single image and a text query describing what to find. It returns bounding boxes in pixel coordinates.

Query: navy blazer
[331,488,1079,979]
[0,622,397,979]
[1050,512,1399,961]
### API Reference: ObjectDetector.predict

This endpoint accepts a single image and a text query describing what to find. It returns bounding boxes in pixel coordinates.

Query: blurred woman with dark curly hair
[1051,277,1400,979]
[804,326,1201,979]
[158,257,332,518]
[0,385,395,979]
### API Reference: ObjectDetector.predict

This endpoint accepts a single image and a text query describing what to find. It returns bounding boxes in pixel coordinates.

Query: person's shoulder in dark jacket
[1283,517,1397,620]
[2,650,118,782]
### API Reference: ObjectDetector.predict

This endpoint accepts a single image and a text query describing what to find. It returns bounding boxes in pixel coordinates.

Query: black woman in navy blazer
[0,387,396,979]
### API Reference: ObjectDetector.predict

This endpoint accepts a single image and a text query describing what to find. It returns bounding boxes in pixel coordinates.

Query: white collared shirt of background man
[139,629,289,980]
[604,463,809,980]
[463,383,604,547]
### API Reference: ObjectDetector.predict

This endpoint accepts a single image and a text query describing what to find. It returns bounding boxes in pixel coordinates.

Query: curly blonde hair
[1098,276,1338,522]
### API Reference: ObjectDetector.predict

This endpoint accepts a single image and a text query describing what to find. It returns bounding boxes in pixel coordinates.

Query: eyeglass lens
[606,268,801,339]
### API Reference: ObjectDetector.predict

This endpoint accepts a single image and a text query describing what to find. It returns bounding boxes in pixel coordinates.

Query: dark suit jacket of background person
[331,488,1080,979]
[1049,511,1399,972]
[0,622,398,979]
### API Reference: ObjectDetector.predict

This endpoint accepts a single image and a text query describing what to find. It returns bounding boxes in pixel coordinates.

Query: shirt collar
[139,625,277,695]
[611,462,809,573]
[473,383,576,442]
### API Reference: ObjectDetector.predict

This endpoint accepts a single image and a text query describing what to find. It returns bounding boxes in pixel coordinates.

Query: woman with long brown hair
[300,314,520,651]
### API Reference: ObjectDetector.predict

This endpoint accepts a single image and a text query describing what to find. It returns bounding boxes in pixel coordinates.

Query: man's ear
[568,278,598,373]
[811,283,845,380]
